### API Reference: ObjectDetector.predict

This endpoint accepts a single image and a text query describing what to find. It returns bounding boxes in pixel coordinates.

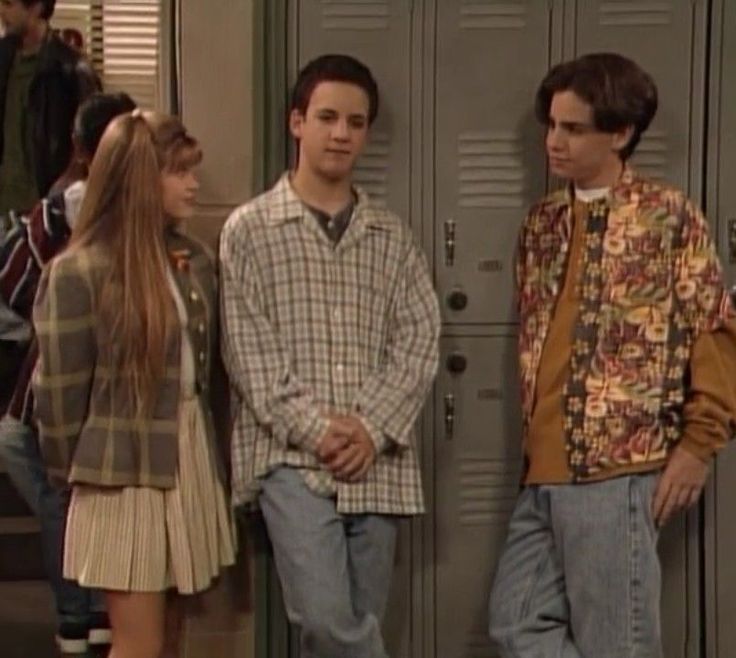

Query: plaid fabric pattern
[33,229,222,487]
[220,174,440,514]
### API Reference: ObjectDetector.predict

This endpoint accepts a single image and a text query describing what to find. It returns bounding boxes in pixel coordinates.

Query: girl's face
[160,167,199,221]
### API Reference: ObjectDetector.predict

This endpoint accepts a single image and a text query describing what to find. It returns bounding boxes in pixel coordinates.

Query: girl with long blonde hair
[33,110,236,658]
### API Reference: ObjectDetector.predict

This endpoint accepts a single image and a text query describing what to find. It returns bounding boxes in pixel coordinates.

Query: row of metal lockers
[254,1,736,656]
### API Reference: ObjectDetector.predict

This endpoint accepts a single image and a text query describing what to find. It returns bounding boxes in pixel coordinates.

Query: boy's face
[0,1,37,38]
[290,80,370,184]
[545,89,633,189]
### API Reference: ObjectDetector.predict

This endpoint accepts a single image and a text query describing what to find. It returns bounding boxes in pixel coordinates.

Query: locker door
[710,0,736,285]
[295,0,413,220]
[434,334,522,658]
[434,1,559,325]
[291,3,417,656]
[571,0,708,193]
[706,0,736,656]
[572,3,709,657]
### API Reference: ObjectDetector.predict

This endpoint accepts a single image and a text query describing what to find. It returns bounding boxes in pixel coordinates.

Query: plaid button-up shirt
[220,174,440,514]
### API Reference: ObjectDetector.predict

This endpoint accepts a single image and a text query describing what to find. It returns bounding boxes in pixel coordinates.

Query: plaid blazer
[220,174,440,515]
[33,228,224,487]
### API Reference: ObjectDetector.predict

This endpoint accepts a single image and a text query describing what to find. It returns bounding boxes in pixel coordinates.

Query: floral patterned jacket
[517,168,734,480]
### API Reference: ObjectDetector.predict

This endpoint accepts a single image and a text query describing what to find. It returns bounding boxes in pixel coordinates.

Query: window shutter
[54,0,163,110]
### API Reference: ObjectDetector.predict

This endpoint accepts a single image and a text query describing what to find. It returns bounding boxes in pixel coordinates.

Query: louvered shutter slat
[55,0,162,110]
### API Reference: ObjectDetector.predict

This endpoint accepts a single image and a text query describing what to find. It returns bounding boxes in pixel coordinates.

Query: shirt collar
[264,172,394,231]
[564,165,638,207]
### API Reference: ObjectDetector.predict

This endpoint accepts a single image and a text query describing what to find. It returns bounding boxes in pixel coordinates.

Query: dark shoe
[87,611,112,645]
[56,621,89,655]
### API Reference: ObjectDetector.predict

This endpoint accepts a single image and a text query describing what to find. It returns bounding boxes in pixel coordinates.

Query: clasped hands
[315,414,376,482]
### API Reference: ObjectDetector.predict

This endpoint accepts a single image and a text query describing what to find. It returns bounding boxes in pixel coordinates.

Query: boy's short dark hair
[74,92,137,157]
[535,52,658,160]
[22,0,56,20]
[290,54,379,125]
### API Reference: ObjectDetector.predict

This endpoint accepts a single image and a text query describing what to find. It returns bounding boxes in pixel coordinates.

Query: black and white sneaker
[56,621,89,655]
[87,611,112,645]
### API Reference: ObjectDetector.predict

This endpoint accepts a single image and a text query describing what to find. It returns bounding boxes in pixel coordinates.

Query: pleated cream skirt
[63,396,236,594]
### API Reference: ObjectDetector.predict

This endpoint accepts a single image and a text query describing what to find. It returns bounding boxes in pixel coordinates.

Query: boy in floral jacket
[489,52,736,658]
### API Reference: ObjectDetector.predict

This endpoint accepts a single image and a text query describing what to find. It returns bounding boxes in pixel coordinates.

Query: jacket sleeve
[0,196,71,320]
[676,198,736,460]
[75,56,101,102]
[350,239,440,451]
[680,318,736,461]
[0,222,32,318]
[33,256,96,481]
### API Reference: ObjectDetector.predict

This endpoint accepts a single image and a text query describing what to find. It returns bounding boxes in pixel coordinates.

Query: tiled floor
[0,409,255,658]
[1,580,62,658]
[0,485,254,658]
[1,568,255,658]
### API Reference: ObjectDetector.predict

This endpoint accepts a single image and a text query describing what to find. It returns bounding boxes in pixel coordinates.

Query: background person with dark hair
[0,0,99,229]
[0,91,134,656]
[488,52,736,657]
[0,0,98,418]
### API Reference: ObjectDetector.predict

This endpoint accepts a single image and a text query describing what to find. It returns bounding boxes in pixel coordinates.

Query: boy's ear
[612,124,635,154]
[289,109,305,140]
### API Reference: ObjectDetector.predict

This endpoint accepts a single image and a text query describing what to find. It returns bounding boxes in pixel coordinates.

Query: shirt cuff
[678,427,724,464]
[273,406,328,455]
[299,413,329,455]
[355,413,390,454]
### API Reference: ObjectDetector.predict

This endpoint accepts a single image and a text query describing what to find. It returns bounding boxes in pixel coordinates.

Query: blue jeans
[0,415,104,625]
[489,475,662,658]
[259,467,398,658]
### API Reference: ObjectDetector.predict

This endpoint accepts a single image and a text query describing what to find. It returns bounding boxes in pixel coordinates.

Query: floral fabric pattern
[517,169,733,479]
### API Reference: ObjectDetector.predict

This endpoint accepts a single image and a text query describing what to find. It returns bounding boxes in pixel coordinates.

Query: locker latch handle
[444,393,455,440]
[444,219,456,266]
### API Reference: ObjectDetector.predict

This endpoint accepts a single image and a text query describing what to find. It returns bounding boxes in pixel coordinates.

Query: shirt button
[198,322,205,334]
[190,290,199,302]
[335,363,344,375]
[198,352,206,363]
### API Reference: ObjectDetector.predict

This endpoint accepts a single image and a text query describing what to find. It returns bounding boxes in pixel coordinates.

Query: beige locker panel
[382,523,412,658]
[712,0,736,285]
[658,516,690,658]
[179,0,255,207]
[295,1,413,221]
[435,335,523,657]
[572,0,708,193]
[706,1,736,654]
[435,2,554,325]
[710,450,736,656]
